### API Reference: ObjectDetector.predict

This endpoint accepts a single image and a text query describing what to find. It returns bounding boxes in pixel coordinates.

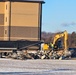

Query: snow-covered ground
[0,58,76,75]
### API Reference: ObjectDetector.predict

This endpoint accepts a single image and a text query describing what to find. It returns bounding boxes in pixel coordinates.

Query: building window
[6,4,7,10]
[5,30,7,34]
[6,17,7,22]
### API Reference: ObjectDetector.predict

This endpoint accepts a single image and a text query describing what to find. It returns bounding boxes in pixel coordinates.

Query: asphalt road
[0,58,76,75]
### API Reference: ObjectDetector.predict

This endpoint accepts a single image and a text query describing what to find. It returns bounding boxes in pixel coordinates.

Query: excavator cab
[54,38,63,50]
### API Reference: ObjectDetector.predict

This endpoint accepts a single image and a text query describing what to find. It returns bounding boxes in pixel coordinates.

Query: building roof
[2,0,45,3]
[22,0,44,1]
[18,0,45,3]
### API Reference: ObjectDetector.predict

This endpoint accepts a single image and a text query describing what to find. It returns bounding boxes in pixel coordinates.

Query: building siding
[0,2,5,25]
[0,14,4,25]
[0,1,42,41]
[0,2,5,14]
[10,26,39,40]
[10,2,40,41]
[11,2,39,26]
[0,26,4,40]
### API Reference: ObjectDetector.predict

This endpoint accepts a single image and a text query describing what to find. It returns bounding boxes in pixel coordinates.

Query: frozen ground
[0,58,76,75]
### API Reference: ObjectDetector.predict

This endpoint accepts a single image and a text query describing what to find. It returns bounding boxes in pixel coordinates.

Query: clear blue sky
[42,0,76,33]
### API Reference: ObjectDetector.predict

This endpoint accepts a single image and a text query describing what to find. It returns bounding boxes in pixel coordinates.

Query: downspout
[38,3,42,40]
[9,0,11,41]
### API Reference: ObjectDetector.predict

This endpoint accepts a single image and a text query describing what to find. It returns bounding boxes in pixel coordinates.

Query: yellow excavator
[43,30,68,51]
[41,30,72,59]
[53,30,68,51]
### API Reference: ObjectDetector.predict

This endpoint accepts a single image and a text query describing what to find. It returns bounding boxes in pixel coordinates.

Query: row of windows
[5,4,8,35]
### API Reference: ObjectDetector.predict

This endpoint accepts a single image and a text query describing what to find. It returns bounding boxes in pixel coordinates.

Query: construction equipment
[42,30,68,51]
[39,30,72,59]
[53,30,68,51]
